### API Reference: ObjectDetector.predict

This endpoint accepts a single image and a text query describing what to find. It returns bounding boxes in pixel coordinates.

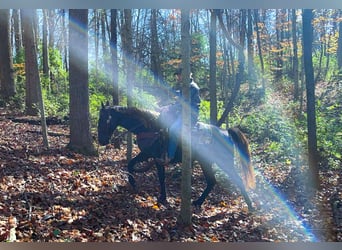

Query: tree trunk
[337,10,342,71]
[292,9,299,101]
[110,9,121,149]
[62,9,69,74]
[42,10,50,89]
[21,9,49,147]
[68,9,96,156]
[94,10,100,86]
[209,10,217,125]
[0,9,16,102]
[12,9,22,57]
[247,9,255,93]
[110,9,119,106]
[274,9,283,81]
[254,9,266,95]
[101,10,109,58]
[21,9,40,115]
[122,9,134,161]
[151,9,161,86]
[48,10,55,48]
[302,9,320,190]
[178,9,192,227]
[216,9,246,127]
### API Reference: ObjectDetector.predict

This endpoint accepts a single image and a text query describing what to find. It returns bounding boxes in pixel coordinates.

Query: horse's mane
[112,106,161,129]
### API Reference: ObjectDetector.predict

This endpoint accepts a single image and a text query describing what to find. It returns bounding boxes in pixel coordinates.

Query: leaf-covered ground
[0,108,340,242]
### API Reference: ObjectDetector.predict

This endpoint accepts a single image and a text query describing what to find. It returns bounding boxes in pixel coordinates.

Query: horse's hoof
[192,200,203,207]
[248,206,255,213]
[128,182,138,193]
[157,197,167,205]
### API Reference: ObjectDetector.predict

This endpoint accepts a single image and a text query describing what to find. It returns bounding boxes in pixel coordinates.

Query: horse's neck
[118,114,144,134]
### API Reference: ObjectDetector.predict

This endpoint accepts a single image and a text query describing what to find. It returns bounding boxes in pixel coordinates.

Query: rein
[108,117,161,142]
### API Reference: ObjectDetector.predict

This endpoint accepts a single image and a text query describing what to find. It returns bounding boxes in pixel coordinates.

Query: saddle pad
[193,122,213,144]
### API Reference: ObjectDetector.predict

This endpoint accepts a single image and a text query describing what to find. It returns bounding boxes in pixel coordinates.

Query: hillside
[0,82,341,242]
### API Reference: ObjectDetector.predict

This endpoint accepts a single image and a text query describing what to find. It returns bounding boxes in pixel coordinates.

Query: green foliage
[13,48,25,64]
[224,83,342,170]
[89,92,107,126]
[199,100,211,123]
[190,32,209,84]
[199,100,224,124]
[48,48,68,91]
[160,31,209,88]
[88,67,113,126]
[315,99,342,168]
[42,88,69,117]
[233,95,303,162]
[13,48,26,92]
[38,48,69,117]
[89,66,112,95]
[132,88,159,110]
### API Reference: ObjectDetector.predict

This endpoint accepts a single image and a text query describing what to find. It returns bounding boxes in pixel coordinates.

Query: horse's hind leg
[225,166,254,211]
[192,161,217,207]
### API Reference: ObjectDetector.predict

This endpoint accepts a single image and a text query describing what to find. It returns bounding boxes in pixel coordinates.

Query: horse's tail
[228,127,255,190]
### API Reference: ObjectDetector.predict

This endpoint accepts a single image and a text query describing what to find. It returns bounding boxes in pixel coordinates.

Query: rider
[158,68,201,164]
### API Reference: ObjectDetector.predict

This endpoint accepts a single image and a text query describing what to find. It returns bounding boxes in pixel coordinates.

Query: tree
[292,9,299,101]
[151,9,161,85]
[254,9,266,95]
[178,9,192,227]
[274,9,285,81]
[12,9,22,56]
[110,9,121,149]
[110,9,119,106]
[61,9,69,73]
[93,9,100,86]
[302,9,320,190]
[21,9,49,147]
[337,10,342,71]
[42,10,50,79]
[209,10,217,125]
[0,9,16,102]
[21,9,40,116]
[247,9,256,93]
[121,9,134,160]
[100,10,109,59]
[68,9,96,155]
[216,9,246,127]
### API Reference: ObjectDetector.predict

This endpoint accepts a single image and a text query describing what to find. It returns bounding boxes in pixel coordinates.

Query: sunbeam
[71,11,320,242]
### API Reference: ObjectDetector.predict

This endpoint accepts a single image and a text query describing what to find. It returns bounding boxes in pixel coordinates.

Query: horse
[97,104,255,210]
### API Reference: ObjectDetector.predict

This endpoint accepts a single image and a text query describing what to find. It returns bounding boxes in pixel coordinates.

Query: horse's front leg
[192,161,217,207]
[155,162,167,205]
[127,153,148,191]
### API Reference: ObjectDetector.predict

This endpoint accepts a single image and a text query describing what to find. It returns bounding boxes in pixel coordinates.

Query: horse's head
[97,102,120,145]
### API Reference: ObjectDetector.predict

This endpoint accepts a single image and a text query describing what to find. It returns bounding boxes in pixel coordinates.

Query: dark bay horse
[97,104,255,210]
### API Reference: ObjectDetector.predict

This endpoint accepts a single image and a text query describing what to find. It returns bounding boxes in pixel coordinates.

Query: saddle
[192,122,213,144]
[136,132,160,150]
[159,104,214,145]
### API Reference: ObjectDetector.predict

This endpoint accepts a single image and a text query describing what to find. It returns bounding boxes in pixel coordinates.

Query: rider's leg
[168,117,182,160]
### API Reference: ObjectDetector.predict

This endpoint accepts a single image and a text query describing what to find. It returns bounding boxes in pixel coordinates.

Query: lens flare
[255,170,318,242]
[249,88,319,242]
[70,13,320,242]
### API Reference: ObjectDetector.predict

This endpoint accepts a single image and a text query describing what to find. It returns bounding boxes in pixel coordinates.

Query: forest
[0,9,341,242]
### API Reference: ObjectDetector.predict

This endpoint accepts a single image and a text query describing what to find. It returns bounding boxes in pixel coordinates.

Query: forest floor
[0,104,341,242]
